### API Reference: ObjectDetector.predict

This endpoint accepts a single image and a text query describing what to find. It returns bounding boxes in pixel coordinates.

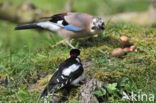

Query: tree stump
[79,78,102,103]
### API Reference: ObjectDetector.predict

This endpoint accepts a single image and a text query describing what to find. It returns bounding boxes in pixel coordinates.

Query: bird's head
[70,49,80,57]
[91,17,105,34]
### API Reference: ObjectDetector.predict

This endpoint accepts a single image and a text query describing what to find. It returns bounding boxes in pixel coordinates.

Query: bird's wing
[64,12,94,32]
[40,58,83,97]
[57,57,84,85]
[60,64,84,84]
[41,12,93,32]
[40,70,61,97]
[15,12,93,32]
[48,63,83,88]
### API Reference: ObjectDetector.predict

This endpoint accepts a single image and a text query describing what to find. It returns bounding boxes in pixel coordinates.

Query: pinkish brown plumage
[15,12,105,48]
[65,12,94,32]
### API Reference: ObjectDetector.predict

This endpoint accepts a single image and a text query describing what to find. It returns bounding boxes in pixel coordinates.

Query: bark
[105,1,156,25]
[79,77,102,103]
[0,0,75,24]
[0,2,51,24]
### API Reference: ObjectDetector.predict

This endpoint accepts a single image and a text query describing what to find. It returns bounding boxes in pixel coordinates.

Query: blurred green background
[1,0,150,15]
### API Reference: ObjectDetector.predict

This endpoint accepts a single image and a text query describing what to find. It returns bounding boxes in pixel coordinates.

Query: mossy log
[106,2,156,25]
[79,78,102,103]
[0,2,51,24]
[0,0,74,24]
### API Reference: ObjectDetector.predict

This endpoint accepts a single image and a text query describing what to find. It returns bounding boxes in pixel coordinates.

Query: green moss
[69,87,82,100]
[1,19,156,102]
[93,70,123,81]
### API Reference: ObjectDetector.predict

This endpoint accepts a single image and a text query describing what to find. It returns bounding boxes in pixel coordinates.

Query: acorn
[119,36,130,46]
[130,45,137,52]
[123,48,131,53]
[111,48,125,57]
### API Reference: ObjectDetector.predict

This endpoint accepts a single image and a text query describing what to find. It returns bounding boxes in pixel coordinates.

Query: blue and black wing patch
[64,25,81,31]
[41,13,81,32]
[49,13,68,25]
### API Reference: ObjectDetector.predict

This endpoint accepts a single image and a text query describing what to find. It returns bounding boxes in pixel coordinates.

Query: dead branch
[79,78,102,103]
[0,2,52,24]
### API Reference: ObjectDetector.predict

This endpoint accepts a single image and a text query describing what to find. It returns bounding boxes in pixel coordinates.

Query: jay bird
[15,12,105,48]
[40,49,84,97]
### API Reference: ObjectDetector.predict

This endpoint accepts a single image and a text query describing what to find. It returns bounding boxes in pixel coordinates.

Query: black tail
[15,23,42,30]
[40,84,60,98]
[40,85,50,98]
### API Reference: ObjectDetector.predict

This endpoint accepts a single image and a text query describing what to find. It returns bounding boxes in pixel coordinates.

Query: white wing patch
[56,78,59,82]
[61,75,65,79]
[76,58,80,63]
[37,21,61,31]
[57,20,64,26]
[62,64,80,76]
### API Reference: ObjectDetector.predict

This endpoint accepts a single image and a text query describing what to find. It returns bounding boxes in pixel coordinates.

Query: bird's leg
[55,40,66,45]
[66,39,75,49]
[50,40,66,48]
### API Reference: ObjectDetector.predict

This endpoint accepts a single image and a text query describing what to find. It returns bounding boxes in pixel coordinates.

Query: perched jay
[40,49,84,97]
[15,12,105,48]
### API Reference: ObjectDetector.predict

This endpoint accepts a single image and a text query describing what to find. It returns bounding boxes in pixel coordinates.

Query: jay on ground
[40,49,84,98]
[15,12,105,48]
